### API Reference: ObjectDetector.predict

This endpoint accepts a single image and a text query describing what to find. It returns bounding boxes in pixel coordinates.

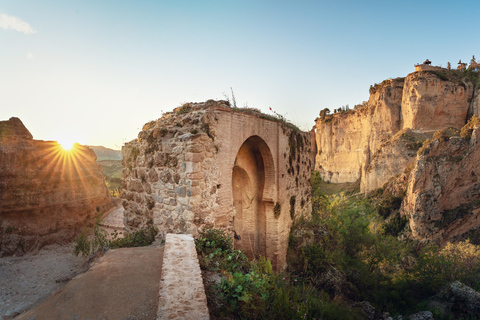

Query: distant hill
[86,145,122,161]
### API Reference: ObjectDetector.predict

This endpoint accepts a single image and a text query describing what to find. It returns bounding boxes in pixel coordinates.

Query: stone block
[185,152,205,162]
[177,186,186,197]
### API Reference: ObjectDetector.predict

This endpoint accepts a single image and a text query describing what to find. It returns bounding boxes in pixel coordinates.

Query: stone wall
[121,100,314,269]
[0,118,113,256]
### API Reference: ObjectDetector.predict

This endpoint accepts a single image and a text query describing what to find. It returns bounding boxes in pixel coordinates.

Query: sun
[58,138,77,151]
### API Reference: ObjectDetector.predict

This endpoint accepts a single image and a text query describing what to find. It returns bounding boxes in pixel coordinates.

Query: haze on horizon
[1,0,479,150]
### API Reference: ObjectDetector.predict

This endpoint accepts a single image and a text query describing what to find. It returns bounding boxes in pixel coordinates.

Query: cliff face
[402,128,480,244]
[315,70,478,194]
[0,118,112,256]
[315,77,404,185]
[402,71,475,130]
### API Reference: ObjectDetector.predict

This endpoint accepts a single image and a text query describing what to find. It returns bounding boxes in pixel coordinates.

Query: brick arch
[232,135,276,258]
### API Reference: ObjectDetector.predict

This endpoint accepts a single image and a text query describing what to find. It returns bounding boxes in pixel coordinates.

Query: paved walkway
[15,244,164,320]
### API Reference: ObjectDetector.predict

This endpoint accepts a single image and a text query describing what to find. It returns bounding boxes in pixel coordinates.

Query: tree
[319,108,331,119]
[469,55,478,71]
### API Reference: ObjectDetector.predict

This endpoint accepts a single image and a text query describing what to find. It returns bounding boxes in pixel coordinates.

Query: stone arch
[232,135,275,258]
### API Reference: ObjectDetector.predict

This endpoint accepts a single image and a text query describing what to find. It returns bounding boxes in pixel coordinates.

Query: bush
[73,219,157,259]
[415,240,480,294]
[109,226,157,248]
[177,103,192,115]
[417,138,432,156]
[461,115,480,139]
[195,228,249,273]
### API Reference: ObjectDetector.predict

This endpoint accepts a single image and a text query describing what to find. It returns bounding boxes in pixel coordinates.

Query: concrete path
[100,203,125,231]
[15,244,164,320]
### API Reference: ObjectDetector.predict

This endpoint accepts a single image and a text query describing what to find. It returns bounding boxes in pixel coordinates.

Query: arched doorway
[232,136,275,258]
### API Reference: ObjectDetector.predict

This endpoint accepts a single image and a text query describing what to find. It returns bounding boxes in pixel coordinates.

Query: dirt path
[0,202,132,320]
[0,243,89,319]
[15,244,164,320]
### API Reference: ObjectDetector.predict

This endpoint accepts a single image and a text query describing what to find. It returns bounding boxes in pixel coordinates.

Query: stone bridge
[121,101,314,269]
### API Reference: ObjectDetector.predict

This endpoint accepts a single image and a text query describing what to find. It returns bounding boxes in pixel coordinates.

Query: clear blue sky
[1,0,479,149]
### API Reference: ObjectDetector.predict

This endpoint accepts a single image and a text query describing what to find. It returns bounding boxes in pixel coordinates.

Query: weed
[177,103,192,115]
[274,203,281,218]
[290,196,296,220]
[461,115,479,139]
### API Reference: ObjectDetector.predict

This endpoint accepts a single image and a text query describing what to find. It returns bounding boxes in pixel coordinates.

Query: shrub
[177,103,192,115]
[109,226,157,248]
[73,219,157,259]
[417,138,432,156]
[384,213,408,236]
[415,240,480,294]
[461,115,480,139]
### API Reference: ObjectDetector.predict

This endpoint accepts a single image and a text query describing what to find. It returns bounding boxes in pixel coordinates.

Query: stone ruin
[121,100,315,269]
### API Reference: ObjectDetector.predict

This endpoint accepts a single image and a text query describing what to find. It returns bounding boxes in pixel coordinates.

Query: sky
[1,0,479,150]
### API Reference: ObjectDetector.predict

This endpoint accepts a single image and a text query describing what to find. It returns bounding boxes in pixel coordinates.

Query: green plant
[274,203,281,218]
[415,241,480,295]
[159,127,168,136]
[417,138,432,156]
[177,103,192,115]
[461,115,480,139]
[109,226,157,248]
[73,219,157,259]
[289,196,296,219]
[73,229,91,259]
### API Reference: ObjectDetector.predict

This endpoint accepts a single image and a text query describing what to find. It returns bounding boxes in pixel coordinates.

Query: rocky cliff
[315,77,404,187]
[0,118,112,256]
[315,69,479,194]
[402,128,480,244]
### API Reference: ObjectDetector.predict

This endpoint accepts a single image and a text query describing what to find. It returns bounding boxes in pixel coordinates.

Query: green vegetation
[73,217,157,259]
[99,160,122,195]
[460,115,479,139]
[198,172,480,319]
[196,228,363,319]
[432,127,461,142]
[417,138,432,156]
[177,103,192,115]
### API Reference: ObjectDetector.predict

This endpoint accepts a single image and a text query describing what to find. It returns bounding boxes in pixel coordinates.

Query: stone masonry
[121,100,314,269]
[157,234,209,320]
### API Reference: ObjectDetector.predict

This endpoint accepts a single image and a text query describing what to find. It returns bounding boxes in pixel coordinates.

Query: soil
[0,243,89,319]
[0,202,149,320]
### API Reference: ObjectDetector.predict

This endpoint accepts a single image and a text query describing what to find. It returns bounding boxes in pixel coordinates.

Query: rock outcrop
[121,100,314,269]
[0,117,112,256]
[315,77,404,185]
[315,69,478,194]
[402,71,475,130]
[402,127,480,243]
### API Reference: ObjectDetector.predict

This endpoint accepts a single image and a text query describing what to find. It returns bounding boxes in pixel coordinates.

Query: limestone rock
[315,69,477,194]
[408,311,433,320]
[0,118,112,256]
[402,127,480,243]
[315,77,403,186]
[443,281,480,315]
[402,71,474,131]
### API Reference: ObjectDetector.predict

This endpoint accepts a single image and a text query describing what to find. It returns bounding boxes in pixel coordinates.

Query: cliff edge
[0,117,113,256]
